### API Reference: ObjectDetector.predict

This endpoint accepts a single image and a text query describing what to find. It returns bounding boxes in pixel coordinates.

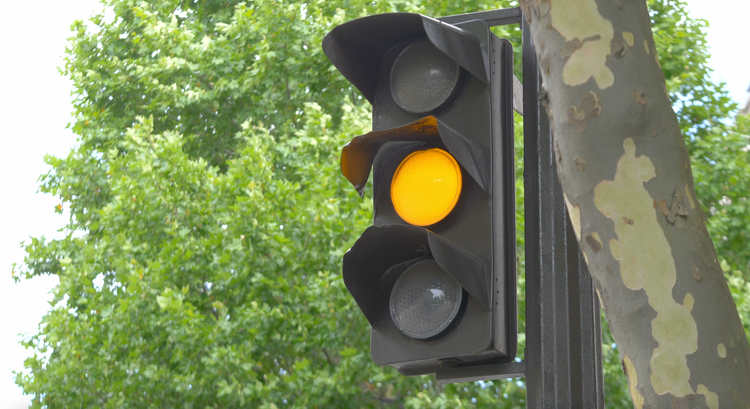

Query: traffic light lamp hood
[344,224,491,326]
[340,116,490,197]
[322,13,489,104]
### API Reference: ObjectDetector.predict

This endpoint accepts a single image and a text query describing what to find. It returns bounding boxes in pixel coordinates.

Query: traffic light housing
[323,13,516,376]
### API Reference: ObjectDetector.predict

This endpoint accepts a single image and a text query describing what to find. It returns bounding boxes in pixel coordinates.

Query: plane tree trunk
[518,0,750,406]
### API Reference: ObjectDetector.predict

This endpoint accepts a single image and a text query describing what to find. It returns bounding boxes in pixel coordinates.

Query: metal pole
[435,9,604,407]
[522,17,604,409]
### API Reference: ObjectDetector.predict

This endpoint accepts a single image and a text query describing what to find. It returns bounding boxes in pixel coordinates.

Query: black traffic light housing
[323,13,516,376]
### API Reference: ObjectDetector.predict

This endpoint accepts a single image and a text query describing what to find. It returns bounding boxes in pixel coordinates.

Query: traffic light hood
[343,224,491,325]
[322,13,489,104]
[340,116,490,197]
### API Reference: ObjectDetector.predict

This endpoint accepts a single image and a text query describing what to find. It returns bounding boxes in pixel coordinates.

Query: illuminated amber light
[391,148,462,226]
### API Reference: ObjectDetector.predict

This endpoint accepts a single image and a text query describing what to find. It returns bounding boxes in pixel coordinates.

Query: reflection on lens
[390,260,463,339]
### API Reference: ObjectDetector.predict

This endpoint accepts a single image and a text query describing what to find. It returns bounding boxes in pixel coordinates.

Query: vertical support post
[522,18,605,409]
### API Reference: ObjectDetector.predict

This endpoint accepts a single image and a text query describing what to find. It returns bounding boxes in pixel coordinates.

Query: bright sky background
[0,1,102,407]
[0,1,747,407]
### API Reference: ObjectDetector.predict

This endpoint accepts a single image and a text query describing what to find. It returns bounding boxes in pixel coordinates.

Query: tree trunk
[518,0,750,406]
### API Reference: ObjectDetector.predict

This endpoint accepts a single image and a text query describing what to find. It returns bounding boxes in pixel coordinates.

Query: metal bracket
[439,7,522,26]
[439,9,524,117]
[436,361,525,384]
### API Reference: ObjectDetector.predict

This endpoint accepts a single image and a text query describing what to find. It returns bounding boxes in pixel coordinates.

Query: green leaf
[156,295,170,310]
[294,358,310,372]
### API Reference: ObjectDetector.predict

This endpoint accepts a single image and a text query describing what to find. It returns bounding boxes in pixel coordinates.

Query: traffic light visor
[391,148,462,226]
[322,13,488,104]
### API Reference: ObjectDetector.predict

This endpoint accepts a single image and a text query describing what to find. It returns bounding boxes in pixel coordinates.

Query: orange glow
[391,148,462,226]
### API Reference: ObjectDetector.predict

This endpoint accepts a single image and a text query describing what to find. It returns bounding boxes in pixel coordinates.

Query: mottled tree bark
[518,0,750,406]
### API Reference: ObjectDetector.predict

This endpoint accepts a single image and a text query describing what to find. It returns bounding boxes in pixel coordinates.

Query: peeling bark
[634,89,647,105]
[573,155,586,170]
[623,355,645,408]
[586,232,603,253]
[610,37,627,59]
[567,91,601,133]
[623,31,634,46]
[519,0,750,406]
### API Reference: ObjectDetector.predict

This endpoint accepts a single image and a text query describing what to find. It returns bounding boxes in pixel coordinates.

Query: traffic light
[323,13,516,376]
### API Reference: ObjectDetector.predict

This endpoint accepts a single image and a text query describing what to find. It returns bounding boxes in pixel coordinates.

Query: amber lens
[390,148,462,226]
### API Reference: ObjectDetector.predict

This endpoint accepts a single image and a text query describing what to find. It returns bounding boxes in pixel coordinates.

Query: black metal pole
[435,9,604,407]
[522,17,605,409]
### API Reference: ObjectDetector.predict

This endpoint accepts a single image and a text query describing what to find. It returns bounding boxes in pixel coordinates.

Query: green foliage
[12,0,749,407]
[693,116,750,341]
[649,0,737,141]
[692,116,750,274]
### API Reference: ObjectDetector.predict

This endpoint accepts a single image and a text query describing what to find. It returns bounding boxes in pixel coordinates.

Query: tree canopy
[13,0,750,407]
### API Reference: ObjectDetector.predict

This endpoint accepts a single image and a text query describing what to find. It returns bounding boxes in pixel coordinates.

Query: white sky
[688,0,750,106]
[0,1,102,407]
[0,1,747,407]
